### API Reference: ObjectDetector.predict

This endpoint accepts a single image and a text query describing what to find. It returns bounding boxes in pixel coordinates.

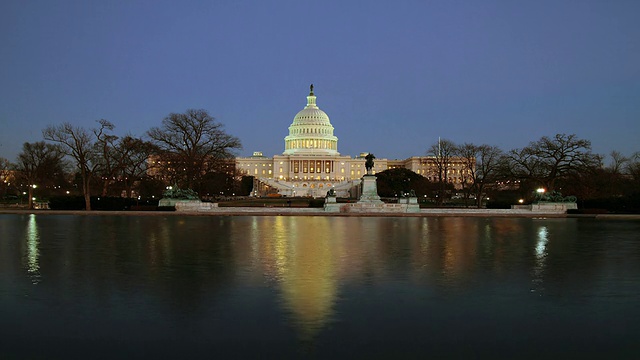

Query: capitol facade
[236,85,470,198]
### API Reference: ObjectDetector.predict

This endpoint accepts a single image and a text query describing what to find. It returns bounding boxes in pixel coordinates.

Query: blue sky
[1,0,639,162]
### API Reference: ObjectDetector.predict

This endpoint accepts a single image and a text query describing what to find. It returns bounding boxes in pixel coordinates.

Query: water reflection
[24,214,41,284]
[2,215,639,358]
[248,217,342,340]
[532,225,549,293]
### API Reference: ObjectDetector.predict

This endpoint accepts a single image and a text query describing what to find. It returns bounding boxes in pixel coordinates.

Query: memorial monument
[159,186,216,211]
[511,189,578,213]
[325,153,420,213]
[357,153,384,204]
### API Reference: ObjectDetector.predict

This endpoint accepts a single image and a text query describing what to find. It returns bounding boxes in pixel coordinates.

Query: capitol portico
[236,85,471,198]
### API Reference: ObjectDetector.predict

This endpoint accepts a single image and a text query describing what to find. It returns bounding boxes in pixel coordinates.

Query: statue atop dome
[309,84,314,95]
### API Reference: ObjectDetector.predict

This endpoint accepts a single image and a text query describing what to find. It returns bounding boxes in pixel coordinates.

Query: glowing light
[519,199,524,204]
[537,188,545,194]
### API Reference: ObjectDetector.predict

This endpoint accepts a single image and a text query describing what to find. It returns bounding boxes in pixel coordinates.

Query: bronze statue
[365,153,375,173]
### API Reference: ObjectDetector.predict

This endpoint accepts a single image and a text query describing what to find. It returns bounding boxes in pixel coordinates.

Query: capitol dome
[283,85,339,156]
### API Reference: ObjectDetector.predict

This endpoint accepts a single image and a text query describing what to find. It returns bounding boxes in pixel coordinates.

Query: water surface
[1,214,639,358]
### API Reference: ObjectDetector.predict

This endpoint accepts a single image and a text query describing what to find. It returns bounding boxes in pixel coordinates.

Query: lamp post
[28,184,37,209]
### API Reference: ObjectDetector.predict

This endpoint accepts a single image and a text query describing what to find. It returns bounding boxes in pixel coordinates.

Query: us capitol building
[236,85,470,198]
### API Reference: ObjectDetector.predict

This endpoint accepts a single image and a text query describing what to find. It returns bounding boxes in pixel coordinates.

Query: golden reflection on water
[146,218,174,269]
[246,217,504,339]
[440,218,478,283]
[25,214,41,284]
[104,216,578,341]
[250,216,343,340]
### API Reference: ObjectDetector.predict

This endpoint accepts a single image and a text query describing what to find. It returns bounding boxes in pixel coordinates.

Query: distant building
[236,86,473,197]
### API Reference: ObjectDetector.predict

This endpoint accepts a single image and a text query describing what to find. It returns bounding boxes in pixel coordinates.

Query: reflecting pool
[1,214,639,358]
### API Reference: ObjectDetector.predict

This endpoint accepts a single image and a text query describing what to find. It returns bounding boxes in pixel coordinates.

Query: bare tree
[43,122,106,210]
[457,143,504,208]
[456,143,476,207]
[147,109,242,191]
[14,141,66,209]
[507,134,601,193]
[113,136,157,198]
[427,138,456,206]
[626,151,640,188]
[0,157,12,197]
[93,119,119,196]
[608,150,629,174]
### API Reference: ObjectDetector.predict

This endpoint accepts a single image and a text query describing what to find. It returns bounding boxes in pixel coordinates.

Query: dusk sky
[2,1,639,163]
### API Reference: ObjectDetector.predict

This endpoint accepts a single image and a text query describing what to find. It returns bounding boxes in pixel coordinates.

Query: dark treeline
[390,134,639,212]
[1,111,638,212]
[1,109,243,210]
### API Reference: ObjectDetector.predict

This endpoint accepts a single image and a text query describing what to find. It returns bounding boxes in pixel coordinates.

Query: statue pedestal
[511,202,577,213]
[323,173,421,213]
[323,194,341,212]
[358,175,383,204]
[158,198,216,211]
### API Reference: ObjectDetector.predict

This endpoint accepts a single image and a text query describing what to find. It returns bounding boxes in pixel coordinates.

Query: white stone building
[236,85,472,197]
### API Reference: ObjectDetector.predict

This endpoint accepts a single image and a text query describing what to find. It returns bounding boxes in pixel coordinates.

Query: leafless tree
[507,134,601,193]
[427,138,456,206]
[608,151,629,174]
[43,122,109,210]
[147,109,242,191]
[626,151,640,185]
[456,143,477,207]
[0,157,12,197]
[457,143,504,208]
[14,141,66,209]
[93,119,119,196]
[113,136,157,198]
